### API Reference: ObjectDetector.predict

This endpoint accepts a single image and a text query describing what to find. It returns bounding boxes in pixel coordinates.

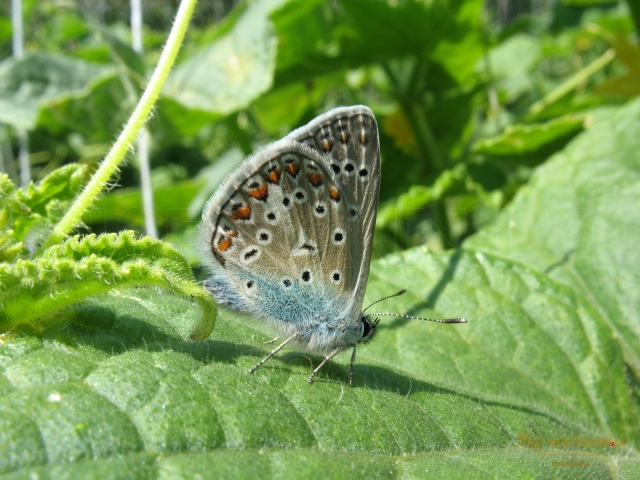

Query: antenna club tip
[459,318,468,323]
[398,288,407,295]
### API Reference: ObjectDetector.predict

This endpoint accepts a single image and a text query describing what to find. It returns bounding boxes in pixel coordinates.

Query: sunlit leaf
[468,97,640,379]
[0,53,114,130]
[163,0,288,115]
[472,115,587,156]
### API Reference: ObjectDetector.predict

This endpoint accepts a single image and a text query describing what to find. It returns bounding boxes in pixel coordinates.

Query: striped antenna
[369,312,467,324]
[364,288,467,323]
[363,288,408,312]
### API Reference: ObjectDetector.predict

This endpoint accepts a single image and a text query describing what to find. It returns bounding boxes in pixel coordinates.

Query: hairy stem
[41,0,198,250]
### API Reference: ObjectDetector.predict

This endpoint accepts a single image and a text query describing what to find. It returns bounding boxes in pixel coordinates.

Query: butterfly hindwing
[287,106,381,321]
[200,139,356,329]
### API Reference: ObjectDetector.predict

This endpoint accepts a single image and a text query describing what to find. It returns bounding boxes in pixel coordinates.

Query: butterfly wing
[199,138,358,335]
[286,106,381,323]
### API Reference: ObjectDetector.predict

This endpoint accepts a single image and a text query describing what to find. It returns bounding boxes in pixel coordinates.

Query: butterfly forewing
[287,106,381,321]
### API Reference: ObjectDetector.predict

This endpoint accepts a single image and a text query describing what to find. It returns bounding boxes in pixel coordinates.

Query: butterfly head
[359,315,380,345]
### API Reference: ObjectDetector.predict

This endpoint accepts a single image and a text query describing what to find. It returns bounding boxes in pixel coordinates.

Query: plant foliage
[0,0,639,477]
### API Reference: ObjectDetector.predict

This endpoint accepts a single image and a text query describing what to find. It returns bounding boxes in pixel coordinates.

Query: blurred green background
[0,0,638,264]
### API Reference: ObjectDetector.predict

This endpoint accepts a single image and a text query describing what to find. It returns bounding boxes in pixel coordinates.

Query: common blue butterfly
[199,106,466,384]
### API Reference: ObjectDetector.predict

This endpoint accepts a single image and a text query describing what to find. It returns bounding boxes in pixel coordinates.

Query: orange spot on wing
[306,172,324,187]
[322,138,333,152]
[231,205,252,220]
[228,230,238,237]
[329,187,341,202]
[217,237,232,251]
[247,182,268,201]
[265,168,282,184]
[285,163,300,177]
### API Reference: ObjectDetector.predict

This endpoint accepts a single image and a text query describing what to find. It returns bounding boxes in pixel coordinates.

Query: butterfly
[199,105,466,385]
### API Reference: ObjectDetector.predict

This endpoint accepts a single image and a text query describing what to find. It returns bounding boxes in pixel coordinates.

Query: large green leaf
[163,0,288,116]
[0,53,114,130]
[481,33,540,103]
[467,97,640,379]
[472,115,586,157]
[85,180,205,230]
[272,0,483,86]
[0,240,637,477]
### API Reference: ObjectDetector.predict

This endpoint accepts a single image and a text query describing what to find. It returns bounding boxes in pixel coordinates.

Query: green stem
[433,200,452,249]
[406,55,428,102]
[382,61,443,172]
[409,103,443,172]
[41,0,198,251]
[526,48,616,119]
[480,10,501,131]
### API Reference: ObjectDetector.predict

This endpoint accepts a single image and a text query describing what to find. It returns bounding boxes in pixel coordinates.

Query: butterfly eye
[360,317,379,344]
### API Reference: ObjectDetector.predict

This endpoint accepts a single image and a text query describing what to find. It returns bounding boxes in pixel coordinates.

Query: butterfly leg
[263,337,279,345]
[249,333,298,374]
[349,344,357,386]
[308,346,344,384]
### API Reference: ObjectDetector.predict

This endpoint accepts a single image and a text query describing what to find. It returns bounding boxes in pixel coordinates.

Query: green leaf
[0,164,87,253]
[376,164,470,228]
[85,179,205,231]
[481,33,540,102]
[467,97,640,379]
[36,72,128,146]
[163,0,288,116]
[272,0,484,86]
[472,114,587,157]
[151,96,221,139]
[0,232,216,340]
[0,53,114,130]
[363,248,638,443]
[0,243,635,476]
[594,31,640,97]
[95,24,146,79]
[0,175,21,263]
